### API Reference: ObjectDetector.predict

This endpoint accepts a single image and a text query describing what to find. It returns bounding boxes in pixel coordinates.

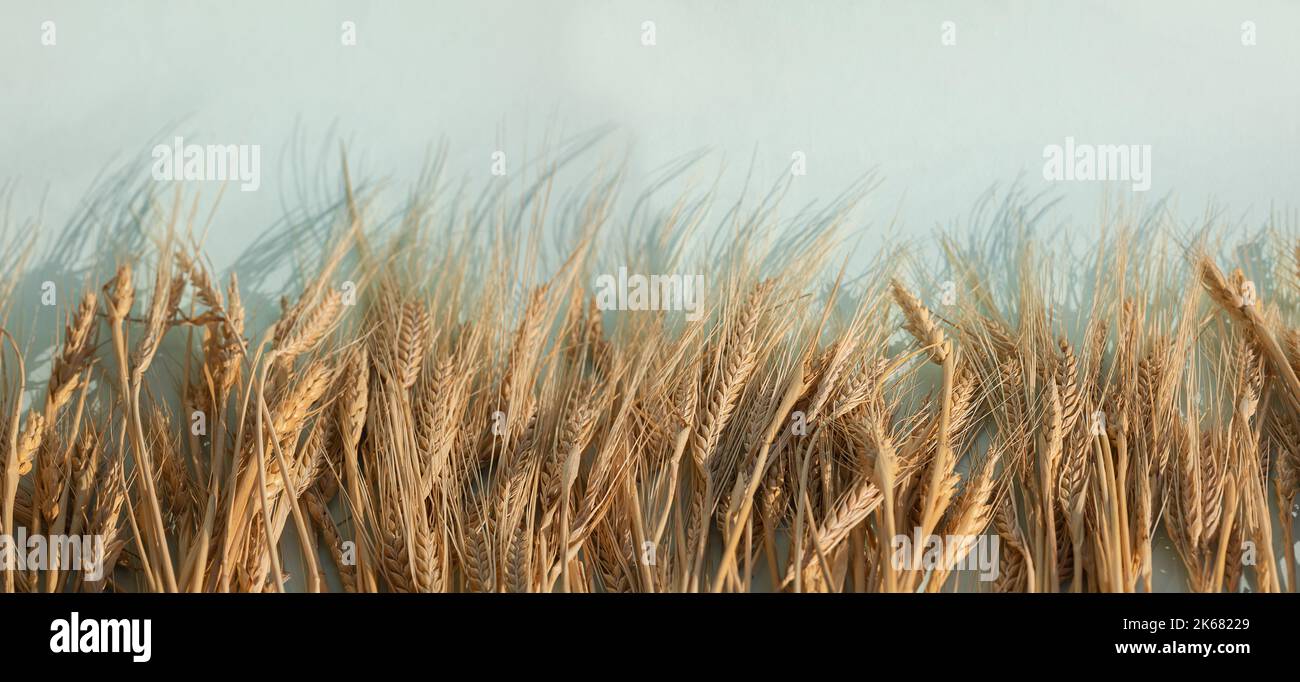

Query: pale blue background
[1,0,1297,269]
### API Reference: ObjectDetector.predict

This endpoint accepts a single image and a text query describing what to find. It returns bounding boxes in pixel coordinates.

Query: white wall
[1,0,1296,266]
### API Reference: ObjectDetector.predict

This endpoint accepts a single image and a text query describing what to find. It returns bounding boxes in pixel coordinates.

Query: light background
[2,0,1298,269]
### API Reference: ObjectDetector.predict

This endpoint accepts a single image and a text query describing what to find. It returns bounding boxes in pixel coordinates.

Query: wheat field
[1,163,1297,594]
